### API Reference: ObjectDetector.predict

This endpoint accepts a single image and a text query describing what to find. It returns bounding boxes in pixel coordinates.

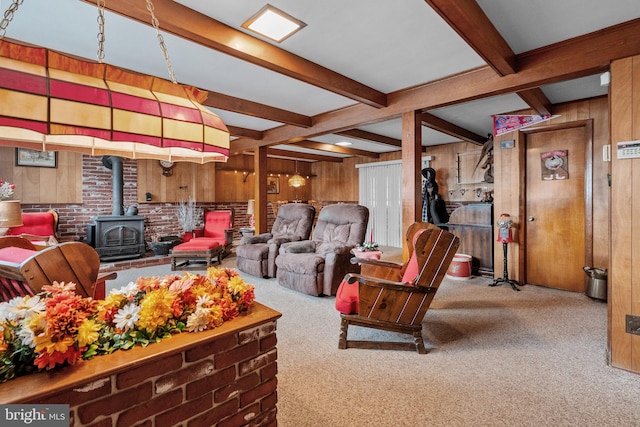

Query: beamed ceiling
[2,0,640,163]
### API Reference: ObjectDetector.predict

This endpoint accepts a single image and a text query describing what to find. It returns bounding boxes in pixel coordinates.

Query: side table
[239,227,255,237]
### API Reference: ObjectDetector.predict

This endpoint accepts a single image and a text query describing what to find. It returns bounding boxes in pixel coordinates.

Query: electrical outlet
[626,314,640,335]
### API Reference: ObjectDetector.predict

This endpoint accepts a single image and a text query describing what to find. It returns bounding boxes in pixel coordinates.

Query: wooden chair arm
[0,236,37,250]
[344,273,428,293]
[350,257,403,281]
[350,257,402,269]
[15,234,58,250]
[98,272,118,282]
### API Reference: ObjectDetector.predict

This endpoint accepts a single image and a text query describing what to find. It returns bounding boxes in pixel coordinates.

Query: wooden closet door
[524,126,587,292]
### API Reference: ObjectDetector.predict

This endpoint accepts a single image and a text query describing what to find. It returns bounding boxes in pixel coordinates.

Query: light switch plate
[500,139,514,149]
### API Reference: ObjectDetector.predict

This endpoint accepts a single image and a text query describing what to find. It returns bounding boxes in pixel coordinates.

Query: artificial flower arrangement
[0,179,16,201]
[356,241,379,252]
[0,266,255,383]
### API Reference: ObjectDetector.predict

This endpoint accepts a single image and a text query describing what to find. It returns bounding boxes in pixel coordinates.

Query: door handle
[528,216,535,222]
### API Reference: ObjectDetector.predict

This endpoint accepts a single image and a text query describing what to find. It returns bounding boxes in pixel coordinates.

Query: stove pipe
[102,155,124,216]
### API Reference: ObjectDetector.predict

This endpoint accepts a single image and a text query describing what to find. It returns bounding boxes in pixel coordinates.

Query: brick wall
[0,304,281,427]
[19,156,274,244]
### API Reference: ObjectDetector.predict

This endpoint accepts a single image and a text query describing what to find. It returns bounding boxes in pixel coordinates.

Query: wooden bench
[169,240,224,271]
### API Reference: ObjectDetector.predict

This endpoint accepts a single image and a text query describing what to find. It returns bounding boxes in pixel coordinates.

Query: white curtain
[357,157,431,247]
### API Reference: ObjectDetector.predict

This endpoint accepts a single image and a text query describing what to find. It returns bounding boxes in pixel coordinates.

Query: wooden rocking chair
[335,223,459,354]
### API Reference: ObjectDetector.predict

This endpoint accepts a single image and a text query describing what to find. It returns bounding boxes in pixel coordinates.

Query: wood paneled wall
[135,156,313,203]
[0,147,82,203]
[311,156,363,202]
[136,161,216,203]
[215,156,312,203]
[610,56,640,372]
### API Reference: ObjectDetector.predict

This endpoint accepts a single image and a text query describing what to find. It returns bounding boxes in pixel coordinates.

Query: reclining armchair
[275,204,369,296]
[334,223,459,353]
[236,203,315,278]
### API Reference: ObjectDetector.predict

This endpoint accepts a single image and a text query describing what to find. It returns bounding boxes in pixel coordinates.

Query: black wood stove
[87,156,146,261]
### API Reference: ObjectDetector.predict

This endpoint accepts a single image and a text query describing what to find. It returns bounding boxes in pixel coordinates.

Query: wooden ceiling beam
[292,140,380,158]
[232,18,640,150]
[424,0,518,76]
[516,88,553,116]
[265,148,344,163]
[421,112,486,145]
[203,91,312,127]
[335,129,402,147]
[88,0,387,108]
[227,126,263,140]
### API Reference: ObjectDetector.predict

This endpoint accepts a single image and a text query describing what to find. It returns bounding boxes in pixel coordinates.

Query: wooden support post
[401,110,422,261]
[254,147,268,234]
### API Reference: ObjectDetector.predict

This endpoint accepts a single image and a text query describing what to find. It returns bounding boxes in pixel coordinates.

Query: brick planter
[0,303,281,427]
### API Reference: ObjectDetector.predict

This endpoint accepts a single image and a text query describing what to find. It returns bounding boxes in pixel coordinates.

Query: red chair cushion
[173,239,220,251]
[0,247,37,264]
[400,228,428,283]
[335,279,359,314]
[202,211,231,240]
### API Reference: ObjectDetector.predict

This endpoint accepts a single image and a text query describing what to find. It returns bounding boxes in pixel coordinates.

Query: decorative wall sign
[15,148,57,168]
[541,150,569,180]
[267,176,280,194]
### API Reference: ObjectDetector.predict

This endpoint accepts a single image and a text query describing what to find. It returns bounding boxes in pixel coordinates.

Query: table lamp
[0,200,23,235]
[247,199,255,227]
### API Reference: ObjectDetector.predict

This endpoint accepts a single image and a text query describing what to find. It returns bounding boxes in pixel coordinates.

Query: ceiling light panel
[242,4,306,43]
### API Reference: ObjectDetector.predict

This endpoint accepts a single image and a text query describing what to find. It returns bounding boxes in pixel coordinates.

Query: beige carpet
[109,255,640,427]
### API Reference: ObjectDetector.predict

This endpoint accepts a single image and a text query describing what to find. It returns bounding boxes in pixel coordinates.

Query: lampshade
[288,174,306,188]
[288,160,306,188]
[247,199,255,216]
[0,40,230,164]
[0,200,23,228]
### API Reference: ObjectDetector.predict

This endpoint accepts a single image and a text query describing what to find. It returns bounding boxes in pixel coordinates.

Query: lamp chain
[96,0,106,63]
[146,0,177,84]
[0,0,23,41]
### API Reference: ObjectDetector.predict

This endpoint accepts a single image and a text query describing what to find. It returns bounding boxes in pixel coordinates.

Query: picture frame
[267,176,280,194]
[15,148,57,168]
[456,150,485,184]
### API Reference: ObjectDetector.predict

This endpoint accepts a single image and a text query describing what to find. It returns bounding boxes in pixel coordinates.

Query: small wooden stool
[169,240,223,271]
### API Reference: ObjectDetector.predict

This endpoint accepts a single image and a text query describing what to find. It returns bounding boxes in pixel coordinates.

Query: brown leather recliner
[236,203,316,278]
[275,204,369,296]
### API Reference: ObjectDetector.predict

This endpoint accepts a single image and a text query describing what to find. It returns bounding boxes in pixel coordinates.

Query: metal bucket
[583,266,607,301]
